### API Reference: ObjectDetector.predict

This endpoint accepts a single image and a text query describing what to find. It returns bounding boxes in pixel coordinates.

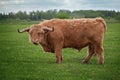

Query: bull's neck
[40,33,49,47]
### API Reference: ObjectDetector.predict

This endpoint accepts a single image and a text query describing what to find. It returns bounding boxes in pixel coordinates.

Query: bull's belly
[63,42,89,51]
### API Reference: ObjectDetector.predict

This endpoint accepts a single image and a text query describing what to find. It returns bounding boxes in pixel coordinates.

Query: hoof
[56,60,61,64]
[98,62,104,64]
[82,60,89,64]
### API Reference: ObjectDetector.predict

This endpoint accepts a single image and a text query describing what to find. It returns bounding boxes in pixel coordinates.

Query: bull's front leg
[54,47,63,64]
[53,34,64,64]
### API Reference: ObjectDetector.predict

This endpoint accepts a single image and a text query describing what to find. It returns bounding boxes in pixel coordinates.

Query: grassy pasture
[0,21,120,80]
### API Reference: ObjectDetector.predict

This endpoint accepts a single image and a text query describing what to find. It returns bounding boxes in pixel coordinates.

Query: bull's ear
[42,27,54,32]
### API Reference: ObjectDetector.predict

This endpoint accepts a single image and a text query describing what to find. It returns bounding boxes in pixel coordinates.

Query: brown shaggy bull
[18,17,107,64]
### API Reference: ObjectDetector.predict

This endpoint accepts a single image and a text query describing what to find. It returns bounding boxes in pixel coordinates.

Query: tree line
[0,9,120,22]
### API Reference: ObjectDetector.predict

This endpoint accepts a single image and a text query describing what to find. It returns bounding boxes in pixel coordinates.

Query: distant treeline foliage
[0,10,120,22]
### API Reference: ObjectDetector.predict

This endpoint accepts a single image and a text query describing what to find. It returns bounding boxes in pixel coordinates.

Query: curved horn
[42,27,54,32]
[18,28,30,33]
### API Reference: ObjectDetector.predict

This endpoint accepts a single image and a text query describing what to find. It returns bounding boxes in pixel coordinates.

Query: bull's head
[18,24,54,45]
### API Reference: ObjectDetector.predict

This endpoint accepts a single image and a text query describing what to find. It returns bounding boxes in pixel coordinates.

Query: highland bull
[18,17,107,64]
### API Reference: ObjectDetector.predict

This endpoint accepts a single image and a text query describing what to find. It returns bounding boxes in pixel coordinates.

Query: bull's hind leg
[82,44,95,63]
[95,45,104,64]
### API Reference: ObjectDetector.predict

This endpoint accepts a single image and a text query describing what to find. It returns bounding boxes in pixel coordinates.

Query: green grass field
[0,21,120,80]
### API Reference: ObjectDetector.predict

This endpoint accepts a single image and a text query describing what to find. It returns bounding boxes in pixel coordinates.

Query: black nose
[33,42,38,45]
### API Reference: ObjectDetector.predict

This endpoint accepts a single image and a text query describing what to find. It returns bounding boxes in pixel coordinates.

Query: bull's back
[58,18,105,48]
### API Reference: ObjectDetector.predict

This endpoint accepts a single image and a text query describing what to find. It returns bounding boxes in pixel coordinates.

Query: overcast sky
[0,0,120,13]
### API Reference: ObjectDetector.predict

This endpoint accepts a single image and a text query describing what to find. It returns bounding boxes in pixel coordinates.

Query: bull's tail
[101,18,107,33]
[96,17,107,33]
